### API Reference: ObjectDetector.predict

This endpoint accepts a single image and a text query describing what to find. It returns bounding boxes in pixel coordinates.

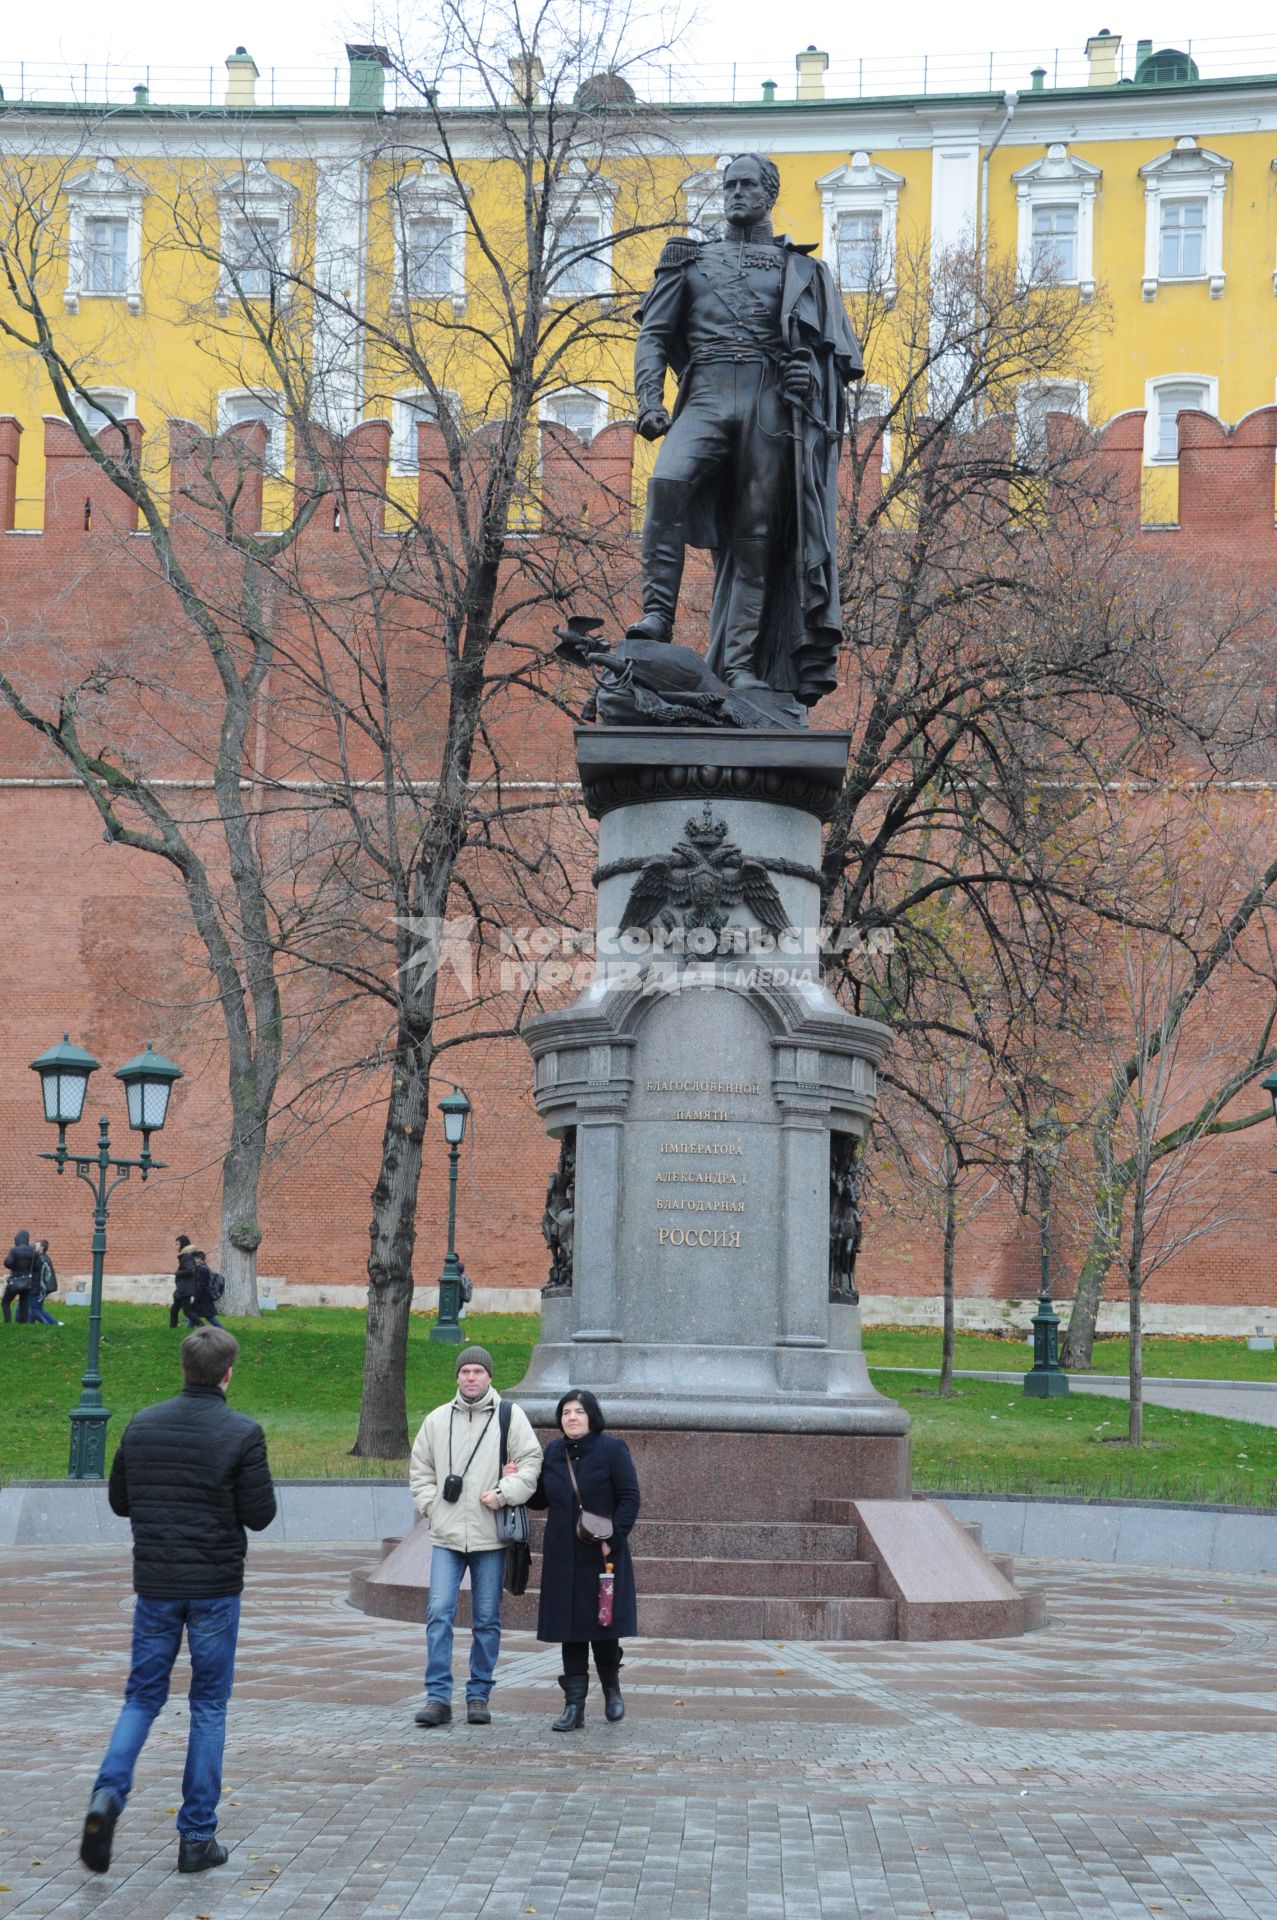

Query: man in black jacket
[2,1228,40,1323]
[79,1325,276,1877]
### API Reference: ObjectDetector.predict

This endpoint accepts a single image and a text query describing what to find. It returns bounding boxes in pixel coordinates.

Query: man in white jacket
[408,1346,542,1727]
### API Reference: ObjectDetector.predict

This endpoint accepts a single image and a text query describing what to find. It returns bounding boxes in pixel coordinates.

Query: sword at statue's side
[787,321,809,637]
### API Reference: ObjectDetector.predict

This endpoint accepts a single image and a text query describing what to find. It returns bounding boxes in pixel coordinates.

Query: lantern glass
[1263,1074,1277,1130]
[30,1035,99,1127]
[115,1044,183,1136]
[439,1091,471,1147]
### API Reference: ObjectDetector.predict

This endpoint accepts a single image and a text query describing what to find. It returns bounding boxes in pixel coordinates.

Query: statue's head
[722,153,780,229]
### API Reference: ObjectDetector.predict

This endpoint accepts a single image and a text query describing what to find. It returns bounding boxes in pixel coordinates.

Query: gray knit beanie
[456,1345,494,1377]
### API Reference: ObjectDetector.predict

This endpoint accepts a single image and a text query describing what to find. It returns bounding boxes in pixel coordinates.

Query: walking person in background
[2,1229,41,1324]
[408,1346,542,1728]
[530,1389,640,1731]
[79,1325,276,1877]
[170,1236,200,1329]
[171,1237,224,1329]
[27,1238,63,1325]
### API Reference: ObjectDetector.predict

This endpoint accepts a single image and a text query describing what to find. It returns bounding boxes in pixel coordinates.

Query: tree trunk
[219,1119,265,1316]
[1060,1180,1125,1371]
[939,1161,958,1398]
[352,1025,433,1459]
[1127,1194,1146,1447]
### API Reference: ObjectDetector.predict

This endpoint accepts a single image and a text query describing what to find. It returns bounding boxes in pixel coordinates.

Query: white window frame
[816,153,905,303]
[390,388,458,475]
[63,159,145,315]
[1012,144,1101,300]
[69,387,136,435]
[1270,159,1277,294]
[849,382,892,474]
[539,386,609,446]
[548,167,617,303]
[1015,378,1089,465]
[681,157,730,239]
[389,164,469,315]
[1140,138,1231,300]
[1143,373,1218,465]
[217,387,286,474]
[215,165,296,316]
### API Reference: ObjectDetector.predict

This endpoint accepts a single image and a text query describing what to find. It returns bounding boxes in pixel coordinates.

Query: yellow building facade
[2,33,1277,525]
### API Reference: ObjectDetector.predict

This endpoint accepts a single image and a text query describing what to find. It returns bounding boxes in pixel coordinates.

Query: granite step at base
[629,1519,860,1561]
[348,1570,897,1639]
[628,1555,879,1597]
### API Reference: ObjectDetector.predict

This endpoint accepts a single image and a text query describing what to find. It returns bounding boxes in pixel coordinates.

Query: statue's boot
[627,478,689,643]
[720,537,772,690]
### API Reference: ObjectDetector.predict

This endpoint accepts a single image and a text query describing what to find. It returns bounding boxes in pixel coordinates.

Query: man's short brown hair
[181,1324,239,1387]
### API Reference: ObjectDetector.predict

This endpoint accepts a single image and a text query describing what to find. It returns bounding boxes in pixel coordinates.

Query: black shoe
[466,1699,491,1725]
[79,1789,120,1873]
[414,1698,452,1727]
[178,1835,228,1874]
[601,1682,625,1722]
[551,1674,588,1732]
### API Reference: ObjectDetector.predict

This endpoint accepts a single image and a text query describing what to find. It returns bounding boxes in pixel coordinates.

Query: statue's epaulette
[655,234,703,271]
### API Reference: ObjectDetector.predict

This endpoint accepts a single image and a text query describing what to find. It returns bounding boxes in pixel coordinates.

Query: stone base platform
[349,1431,1044,1641]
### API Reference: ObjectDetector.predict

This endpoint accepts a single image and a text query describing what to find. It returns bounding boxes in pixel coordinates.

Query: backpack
[209,1270,227,1302]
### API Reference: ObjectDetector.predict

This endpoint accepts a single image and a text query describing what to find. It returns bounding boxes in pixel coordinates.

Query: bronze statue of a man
[631,153,863,708]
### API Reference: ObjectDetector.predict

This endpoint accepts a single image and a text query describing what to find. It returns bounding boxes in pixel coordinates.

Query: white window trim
[549,164,618,303]
[539,386,609,446]
[388,164,469,315]
[1015,378,1089,464]
[816,153,905,303]
[1143,373,1219,465]
[63,159,145,315]
[215,164,297,317]
[849,383,892,474]
[1140,138,1231,301]
[70,387,137,434]
[217,387,286,474]
[681,157,730,239]
[1011,145,1102,301]
[390,388,459,475]
[1271,160,1277,294]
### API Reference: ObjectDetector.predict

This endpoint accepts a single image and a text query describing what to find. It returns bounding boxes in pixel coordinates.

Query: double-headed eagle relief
[617,802,792,938]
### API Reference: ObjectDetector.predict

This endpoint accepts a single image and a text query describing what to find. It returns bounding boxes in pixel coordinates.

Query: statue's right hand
[637,406,672,442]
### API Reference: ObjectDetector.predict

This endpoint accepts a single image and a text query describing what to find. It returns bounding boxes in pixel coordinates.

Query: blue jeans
[94,1594,241,1837]
[425,1546,506,1704]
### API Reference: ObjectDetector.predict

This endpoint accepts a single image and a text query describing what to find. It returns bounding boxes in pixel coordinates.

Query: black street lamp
[30,1035,183,1479]
[429,1089,472,1345]
[1023,1114,1069,1399]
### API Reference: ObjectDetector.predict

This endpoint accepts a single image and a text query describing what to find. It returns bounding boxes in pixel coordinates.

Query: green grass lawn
[2,1305,1274,1505]
[860,1326,1277,1381]
[1,1305,535,1482]
[886,1373,1277,1506]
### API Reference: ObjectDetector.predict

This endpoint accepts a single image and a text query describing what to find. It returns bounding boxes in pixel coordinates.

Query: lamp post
[30,1036,183,1479]
[429,1089,472,1345]
[1262,1073,1277,1140]
[1023,1114,1069,1399]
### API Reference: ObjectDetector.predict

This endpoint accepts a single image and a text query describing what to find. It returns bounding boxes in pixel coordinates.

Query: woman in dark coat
[529,1389,640,1730]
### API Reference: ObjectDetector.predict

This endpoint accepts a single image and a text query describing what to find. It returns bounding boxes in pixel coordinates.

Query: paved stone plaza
[2,1544,1275,1920]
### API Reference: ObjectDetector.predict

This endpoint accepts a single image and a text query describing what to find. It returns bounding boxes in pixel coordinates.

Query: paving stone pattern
[2,1546,1276,1919]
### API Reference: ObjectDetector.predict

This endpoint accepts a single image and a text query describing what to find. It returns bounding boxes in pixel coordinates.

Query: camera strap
[448,1403,497,1486]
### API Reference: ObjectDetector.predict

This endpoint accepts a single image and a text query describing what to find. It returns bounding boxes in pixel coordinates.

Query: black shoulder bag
[497,1401,532,1595]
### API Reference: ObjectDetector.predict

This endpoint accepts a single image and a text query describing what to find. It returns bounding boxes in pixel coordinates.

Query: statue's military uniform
[634,228,797,686]
[631,221,861,701]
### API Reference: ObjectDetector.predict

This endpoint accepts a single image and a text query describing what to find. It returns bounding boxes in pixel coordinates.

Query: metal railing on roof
[2,32,1277,114]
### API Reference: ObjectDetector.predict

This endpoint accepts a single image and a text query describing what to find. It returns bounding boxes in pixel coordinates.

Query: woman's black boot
[595,1652,625,1722]
[551,1673,588,1732]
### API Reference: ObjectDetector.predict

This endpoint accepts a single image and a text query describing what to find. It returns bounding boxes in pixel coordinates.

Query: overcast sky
[7,1,1276,95]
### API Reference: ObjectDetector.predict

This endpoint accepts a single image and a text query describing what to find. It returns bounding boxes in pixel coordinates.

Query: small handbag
[495,1403,531,1546]
[565,1451,612,1544]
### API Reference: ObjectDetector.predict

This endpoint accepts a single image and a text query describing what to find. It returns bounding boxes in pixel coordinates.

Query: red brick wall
[2,408,1275,1311]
